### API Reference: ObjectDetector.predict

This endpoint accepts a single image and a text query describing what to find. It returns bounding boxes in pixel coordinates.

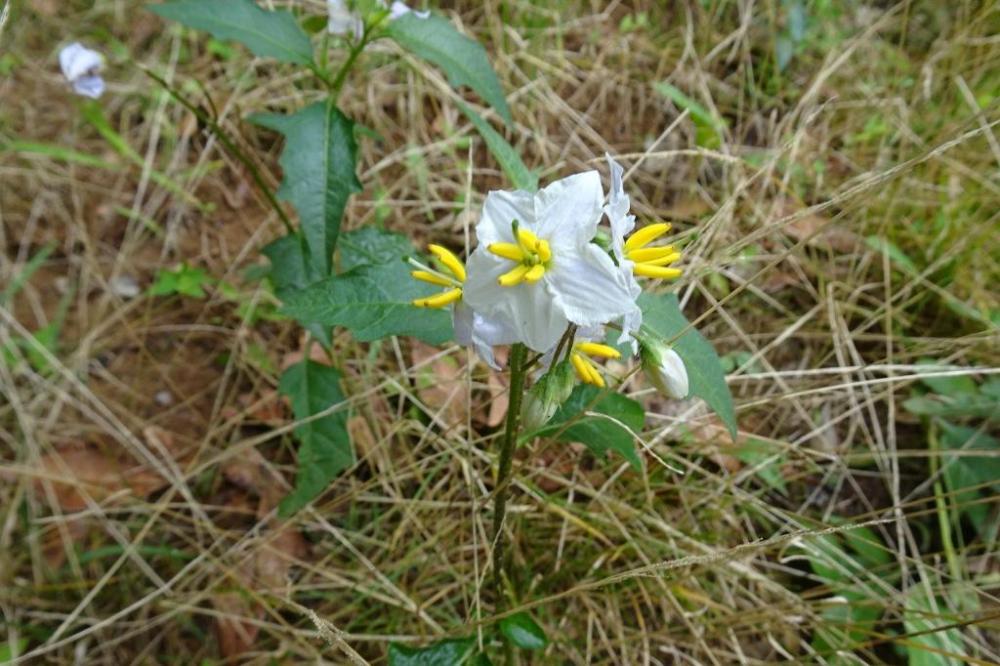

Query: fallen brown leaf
[23,445,168,512]
[411,341,468,427]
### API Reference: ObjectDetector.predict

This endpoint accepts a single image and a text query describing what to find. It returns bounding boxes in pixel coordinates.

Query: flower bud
[521,360,575,432]
[641,341,689,399]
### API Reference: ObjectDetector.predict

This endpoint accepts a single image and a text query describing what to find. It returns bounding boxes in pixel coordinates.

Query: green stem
[492,343,528,607]
[141,68,295,235]
[329,29,370,99]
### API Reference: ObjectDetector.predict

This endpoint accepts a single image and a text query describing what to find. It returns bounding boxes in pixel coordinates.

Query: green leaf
[499,612,547,650]
[839,524,891,569]
[903,589,965,666]
[653,82,726,148]
[281,236,453,345]
[456,101,536,192]
[251,101,361,277]
[0,637,28,663]
[387,13,512,125]
[388,637,477,665]
[639,293,737,439]
[282,232,454,345]
[262,234,331,347]
[536,385,645,470]
[149,0,314,65]
[278,361,353,516]
[902,394,1000,421]
[812,590,882,660]
[337,227,414,273]
[149,263,212,298]
[917,359,978,396]
[734,438,787,494]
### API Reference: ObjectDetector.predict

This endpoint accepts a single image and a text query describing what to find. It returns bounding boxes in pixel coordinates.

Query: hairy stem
[492,342,528,607]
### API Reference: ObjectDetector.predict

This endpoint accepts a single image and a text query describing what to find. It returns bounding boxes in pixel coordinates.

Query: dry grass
[2,0,999,663]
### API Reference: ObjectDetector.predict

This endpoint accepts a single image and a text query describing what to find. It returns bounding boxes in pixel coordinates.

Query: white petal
[59,42,102,83]
[328,0,363,37]
[476,188,536,247]
[543,243,637,328]
[533,170,604,249]
[389,1,429,19]
[453,302,519,370]
[604,154,635,263]
[655,348,689,399]
[72,75,105,99]
[617,305,642,354]
[464,250,569,352]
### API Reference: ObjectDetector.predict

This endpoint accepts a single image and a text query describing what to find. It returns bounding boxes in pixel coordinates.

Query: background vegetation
[1,0,998,663]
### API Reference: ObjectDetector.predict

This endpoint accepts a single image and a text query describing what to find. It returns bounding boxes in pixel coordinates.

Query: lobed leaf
[150,0,314,65]
[278,360,353,516]
[251,101,361,277]
[639,293,737,439]
[387,13,512,125]
[280,236,453,345]
[338,226,415,273]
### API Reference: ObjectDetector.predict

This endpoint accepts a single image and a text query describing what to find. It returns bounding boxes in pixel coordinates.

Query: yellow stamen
[413,288,463,308]
[633,264,683,280]
[536,239,552,263]
[638,252,682,267]
[498,264,531,286]
[523,264,546,283]
[625,223,671,251]
[488,242,525,262]
[573,352,607,387]
[516,228,541,253]
[576,342,621,359]
[411,270,456,287]
[627,246,677,262]
[571,352,597,386]
[428,244,466,282]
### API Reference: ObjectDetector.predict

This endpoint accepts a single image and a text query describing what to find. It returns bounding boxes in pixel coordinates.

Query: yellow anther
[516,227,541,253]
[536,239,552,263]
[411,270,456,287]
[638,252,682,267]
[633,264,683,280]
[576,342,621,359]
[428,244,466,282]
[627,246,677,263]
[498,264,532,286]
[488,242,526,262]
[413,288,463,308]
[569,352,592,384]
[524,264,546,283]
[625,223,671,251]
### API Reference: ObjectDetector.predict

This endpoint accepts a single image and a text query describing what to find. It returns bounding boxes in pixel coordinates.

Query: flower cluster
[411,156,689,399]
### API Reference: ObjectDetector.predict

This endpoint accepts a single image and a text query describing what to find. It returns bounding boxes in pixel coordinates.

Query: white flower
[327,0,364,38]
[328,0,427,37]
[59,43,105,99]
[642,343,689,399]
[463,171,640,353]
